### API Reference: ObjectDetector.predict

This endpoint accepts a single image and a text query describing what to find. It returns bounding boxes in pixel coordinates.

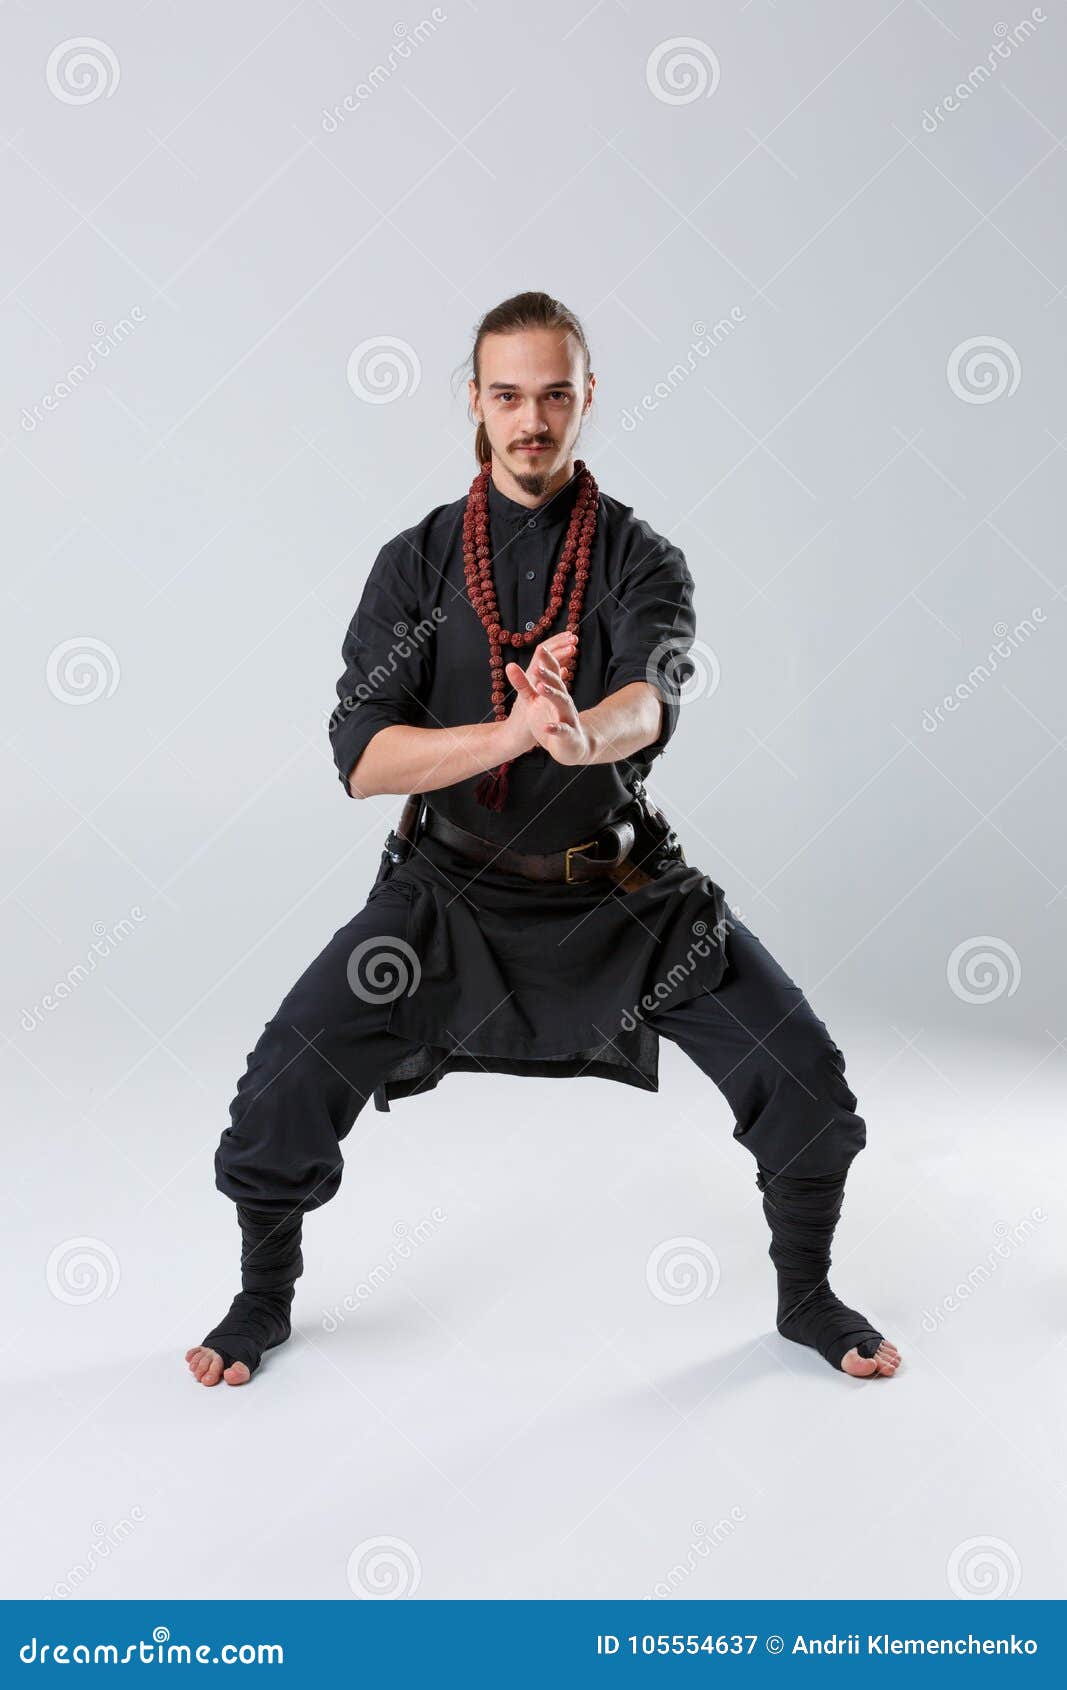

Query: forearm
[347,719,518,798]
[577,681,663,765]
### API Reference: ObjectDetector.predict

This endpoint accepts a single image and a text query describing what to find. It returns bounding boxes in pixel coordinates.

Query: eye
[548,390,571,401]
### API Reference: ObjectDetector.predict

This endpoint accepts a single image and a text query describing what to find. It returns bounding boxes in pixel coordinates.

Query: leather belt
[421,802,640,885]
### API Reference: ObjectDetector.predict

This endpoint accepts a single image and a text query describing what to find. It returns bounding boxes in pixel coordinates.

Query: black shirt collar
[486,465,585,529]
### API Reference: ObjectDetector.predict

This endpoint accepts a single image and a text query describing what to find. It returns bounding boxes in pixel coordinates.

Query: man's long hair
[457,290,592,465]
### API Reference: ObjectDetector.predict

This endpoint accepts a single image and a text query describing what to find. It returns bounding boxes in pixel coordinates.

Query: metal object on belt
[380,792,424,871]
[628,777,687,873]
[420,802,638,885]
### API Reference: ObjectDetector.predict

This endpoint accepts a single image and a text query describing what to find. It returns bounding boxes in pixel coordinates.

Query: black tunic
[327,467,728,1109]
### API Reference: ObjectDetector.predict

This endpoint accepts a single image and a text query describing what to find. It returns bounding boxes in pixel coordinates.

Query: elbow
[639,685,664,752]
[346,752,380,799]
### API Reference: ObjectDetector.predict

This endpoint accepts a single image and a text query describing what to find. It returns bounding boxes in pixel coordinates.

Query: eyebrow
[486,379,577,391]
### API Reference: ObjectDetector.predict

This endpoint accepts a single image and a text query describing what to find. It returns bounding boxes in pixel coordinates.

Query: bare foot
[184,1345,252,1387]
[841,1338,901,1378]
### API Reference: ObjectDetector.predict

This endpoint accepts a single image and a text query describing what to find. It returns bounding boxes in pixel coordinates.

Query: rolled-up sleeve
[601,532,697,761]
[328,539,434,796]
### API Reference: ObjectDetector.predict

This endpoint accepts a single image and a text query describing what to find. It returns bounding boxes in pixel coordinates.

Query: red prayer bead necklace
[462,457,600,811]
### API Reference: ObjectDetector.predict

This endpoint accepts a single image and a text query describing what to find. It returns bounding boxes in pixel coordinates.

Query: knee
[773,1021,855,1109]
[231,1017,324,1107]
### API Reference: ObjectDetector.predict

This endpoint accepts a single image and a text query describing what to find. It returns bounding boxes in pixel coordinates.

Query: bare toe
[195,1348,224,1386]
[222,1361,251,1386]
[840,1347,879,1377]
[840,1339,901,1378]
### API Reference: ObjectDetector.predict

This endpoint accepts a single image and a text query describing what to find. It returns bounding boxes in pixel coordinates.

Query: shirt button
[524,619,535,631]
[525,570,535,580]
[527,518,537,529]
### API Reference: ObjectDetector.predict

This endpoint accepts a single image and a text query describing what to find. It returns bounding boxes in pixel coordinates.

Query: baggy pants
[213,886,867,1216]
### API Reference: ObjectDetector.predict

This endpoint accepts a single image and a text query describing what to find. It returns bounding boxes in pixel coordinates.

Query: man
[187,291,899,1388]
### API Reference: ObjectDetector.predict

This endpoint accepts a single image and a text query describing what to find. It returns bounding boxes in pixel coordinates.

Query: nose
[518,398,549,435]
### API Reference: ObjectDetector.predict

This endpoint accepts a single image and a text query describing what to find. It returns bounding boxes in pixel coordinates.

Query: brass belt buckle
[564,837,598,883]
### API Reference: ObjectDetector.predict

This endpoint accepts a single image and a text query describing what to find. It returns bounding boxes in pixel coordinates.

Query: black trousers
[213,897,866,1216]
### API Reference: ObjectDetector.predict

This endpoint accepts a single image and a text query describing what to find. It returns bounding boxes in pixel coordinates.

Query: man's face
[469,327,594,496]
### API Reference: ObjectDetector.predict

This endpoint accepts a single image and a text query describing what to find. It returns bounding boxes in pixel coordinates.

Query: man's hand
[504,632,593,766]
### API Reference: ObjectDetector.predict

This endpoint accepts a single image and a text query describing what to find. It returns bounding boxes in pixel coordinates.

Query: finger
[534,649,564,682]
[505,660,535,698]
[538,636,575,669]
[536,679,578,716]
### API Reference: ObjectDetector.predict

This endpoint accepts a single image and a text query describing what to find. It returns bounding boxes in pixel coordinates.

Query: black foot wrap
[200,1205,304,1378]
[756,1164,883,1372]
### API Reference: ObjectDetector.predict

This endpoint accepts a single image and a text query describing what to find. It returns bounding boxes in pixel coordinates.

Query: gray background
[3,1,1064,1602]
